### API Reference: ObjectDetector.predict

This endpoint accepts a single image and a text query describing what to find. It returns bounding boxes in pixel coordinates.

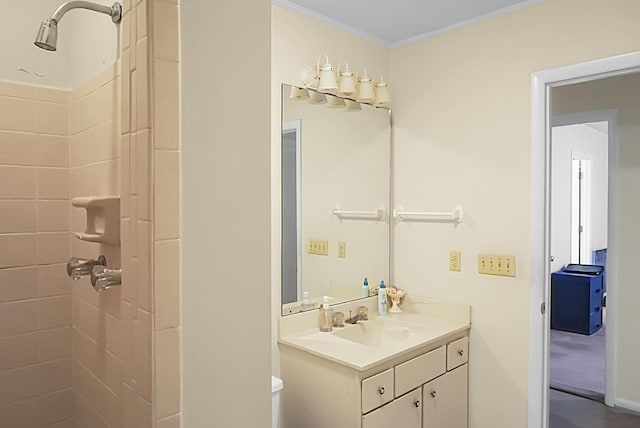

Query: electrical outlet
[338,242,346,258]
[478,254,516,277]
[308,239,329,256]
[449,250,461,272]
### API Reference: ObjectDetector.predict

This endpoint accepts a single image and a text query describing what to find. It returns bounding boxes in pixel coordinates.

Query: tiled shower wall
[0,83,74,427]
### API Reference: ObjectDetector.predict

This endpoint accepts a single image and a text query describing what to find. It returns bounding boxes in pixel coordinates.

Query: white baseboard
[615,398,640,414]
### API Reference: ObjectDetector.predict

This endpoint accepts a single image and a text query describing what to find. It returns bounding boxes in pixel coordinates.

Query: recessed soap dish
[71,196,120,244]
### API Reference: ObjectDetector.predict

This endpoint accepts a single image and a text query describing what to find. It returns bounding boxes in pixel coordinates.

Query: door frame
[529,51,640,428]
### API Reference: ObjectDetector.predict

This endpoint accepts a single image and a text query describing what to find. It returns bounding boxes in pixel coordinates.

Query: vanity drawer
[395,346,446,397]
[447,336,469,370]
[362,368,394,414]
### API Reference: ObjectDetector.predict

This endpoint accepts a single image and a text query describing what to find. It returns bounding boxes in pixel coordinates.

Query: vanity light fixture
[327,95,346,108]
[308,90,327,104]
[345,99,362,111]
[289,86,309,100]
[374,74,391,107]
[356,68,375,103]
[337,61,356,96]
[317,54,338,93]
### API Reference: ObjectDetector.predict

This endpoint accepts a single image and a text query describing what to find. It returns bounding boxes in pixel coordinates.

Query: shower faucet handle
[66,255,107,280]
[90,265,122,292]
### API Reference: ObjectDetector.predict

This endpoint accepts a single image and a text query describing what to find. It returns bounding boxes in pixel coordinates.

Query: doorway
[529,52,640,428]
[549,117,610,403]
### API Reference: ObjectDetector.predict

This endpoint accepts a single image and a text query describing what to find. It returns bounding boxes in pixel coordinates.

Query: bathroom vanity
[279,297,471,428]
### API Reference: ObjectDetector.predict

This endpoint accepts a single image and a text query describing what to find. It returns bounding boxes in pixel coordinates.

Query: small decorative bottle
[319,296,333,332]
[362,277,369,297]
[378,280,387,315]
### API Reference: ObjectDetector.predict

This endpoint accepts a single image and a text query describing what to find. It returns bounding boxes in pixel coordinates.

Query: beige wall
[552,73,640,408]
[390,0,640,426]
[271,3,392,374]
[0,81,73,428]
[181,0,270,426]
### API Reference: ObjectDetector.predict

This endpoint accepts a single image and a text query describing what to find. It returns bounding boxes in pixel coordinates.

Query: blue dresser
[551,264,604,335]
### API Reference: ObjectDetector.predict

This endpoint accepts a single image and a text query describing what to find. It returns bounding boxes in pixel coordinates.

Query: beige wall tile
[0,300,38,337]
[122,381,136,428]
[129,132,137,195]
[105,312,126,360]
[37,168,68,200]
[0,332,38,370]
[0,96,36,133]
[152,2,180,62]
[36,135,68,167]
[157,414,181,428]
[47,419,78,428]
[0,397,40,427]
[122,13,131,54]
[72,297,99,342]
[0,363,40,403]
[39,358,72,394]
[36,87,68,104]
[38,388,73,426]
[0,82,37,99]
[154,150,180,240]
[136,397,152,428]
[73,391,110,428]
[0,234,37,269]
[69,166,92,199]
[121,134,131,217]
[121,56,132,135]
[0,200,36,233]
[39,327,71,361]
[120,301,133,385]
[136,130,151,220]
[37,232,70,265]
[120,219,133,302]
[69,127,99,167]
[37,264,69,297]
[137,0,148,41]
[70,271,100,307]
[71,360,120,427]
[0,131,36,166]
[135,39,149,131]
[97,121,119,162]
[132,309,152,401]
[130,70,138,135]
[0,266,37,302]
[37,201,70,233]
[91,160,120,196]
[0,166,36,199]
[36,102,69,136]
[154,239,180,330]
[153,59,180,150]
[130,196,138,257]
[136,221,152,311]
[155,328,180,419]
[38,295,71,329]
[72,327,122,394]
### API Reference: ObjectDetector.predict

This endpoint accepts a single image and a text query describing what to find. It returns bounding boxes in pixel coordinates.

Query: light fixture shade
[338,71,356,96]
[289,86,309,100]
[308,90,327,104]
[318,63,338,93]
[327,95,346,108]
[356,76,375,103]
[374,82,391,106]
[345,99,362,111]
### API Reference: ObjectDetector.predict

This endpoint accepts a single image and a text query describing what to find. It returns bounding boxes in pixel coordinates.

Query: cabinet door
[362,388,422,428]
[423,364,468,428]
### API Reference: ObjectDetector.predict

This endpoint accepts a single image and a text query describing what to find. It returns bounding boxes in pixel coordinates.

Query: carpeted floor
[550,389,640,428]
[550,316,606,401]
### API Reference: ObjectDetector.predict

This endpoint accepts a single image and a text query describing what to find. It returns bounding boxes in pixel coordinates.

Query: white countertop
[278,296,471,371]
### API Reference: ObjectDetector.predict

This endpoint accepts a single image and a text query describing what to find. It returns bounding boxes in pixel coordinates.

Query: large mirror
[281,84,391,315]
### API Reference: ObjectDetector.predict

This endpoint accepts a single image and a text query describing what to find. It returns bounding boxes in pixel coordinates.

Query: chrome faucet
[66,255,106,280]
[345,306,369,324]
[90,265,121,291]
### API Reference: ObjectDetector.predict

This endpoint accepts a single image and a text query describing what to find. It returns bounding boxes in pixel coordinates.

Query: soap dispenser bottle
[319,296,333,332]
[378,280,387,315]
[362,277,369,297]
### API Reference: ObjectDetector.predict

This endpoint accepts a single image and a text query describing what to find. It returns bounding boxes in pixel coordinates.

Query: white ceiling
[274,0,542,47]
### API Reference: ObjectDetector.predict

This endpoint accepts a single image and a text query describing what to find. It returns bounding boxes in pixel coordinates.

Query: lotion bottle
[362,277,369,297]
[378,280,387,315]
[319,296,333,332]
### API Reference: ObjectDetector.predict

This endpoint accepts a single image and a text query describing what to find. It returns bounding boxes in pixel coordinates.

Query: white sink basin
[331,318,421,347]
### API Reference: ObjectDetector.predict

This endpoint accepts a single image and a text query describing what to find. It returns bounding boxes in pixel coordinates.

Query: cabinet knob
[414,400,421,408]
[378,387,385,395]
[430,390,437,398]
[458,349,464,356]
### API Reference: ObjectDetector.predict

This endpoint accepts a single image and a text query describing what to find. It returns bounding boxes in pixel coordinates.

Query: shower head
[34,1,122,52]
[35,19,58,51]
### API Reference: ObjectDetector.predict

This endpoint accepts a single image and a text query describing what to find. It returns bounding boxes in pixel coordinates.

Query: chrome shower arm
[49,1,122,24]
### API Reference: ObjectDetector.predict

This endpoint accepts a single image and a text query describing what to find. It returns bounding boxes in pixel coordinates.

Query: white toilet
[271,376,284,428]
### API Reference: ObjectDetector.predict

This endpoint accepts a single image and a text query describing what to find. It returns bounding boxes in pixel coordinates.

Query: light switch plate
[308,239,329,256]
[478,254,516,277]
[449,250,461,271]
[338,242,346,258]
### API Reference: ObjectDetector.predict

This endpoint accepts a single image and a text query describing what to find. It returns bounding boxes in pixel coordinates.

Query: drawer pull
[414,400,421,408]
[430,390,437,398]
[378,387,385,395]
[458,349,464,356]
